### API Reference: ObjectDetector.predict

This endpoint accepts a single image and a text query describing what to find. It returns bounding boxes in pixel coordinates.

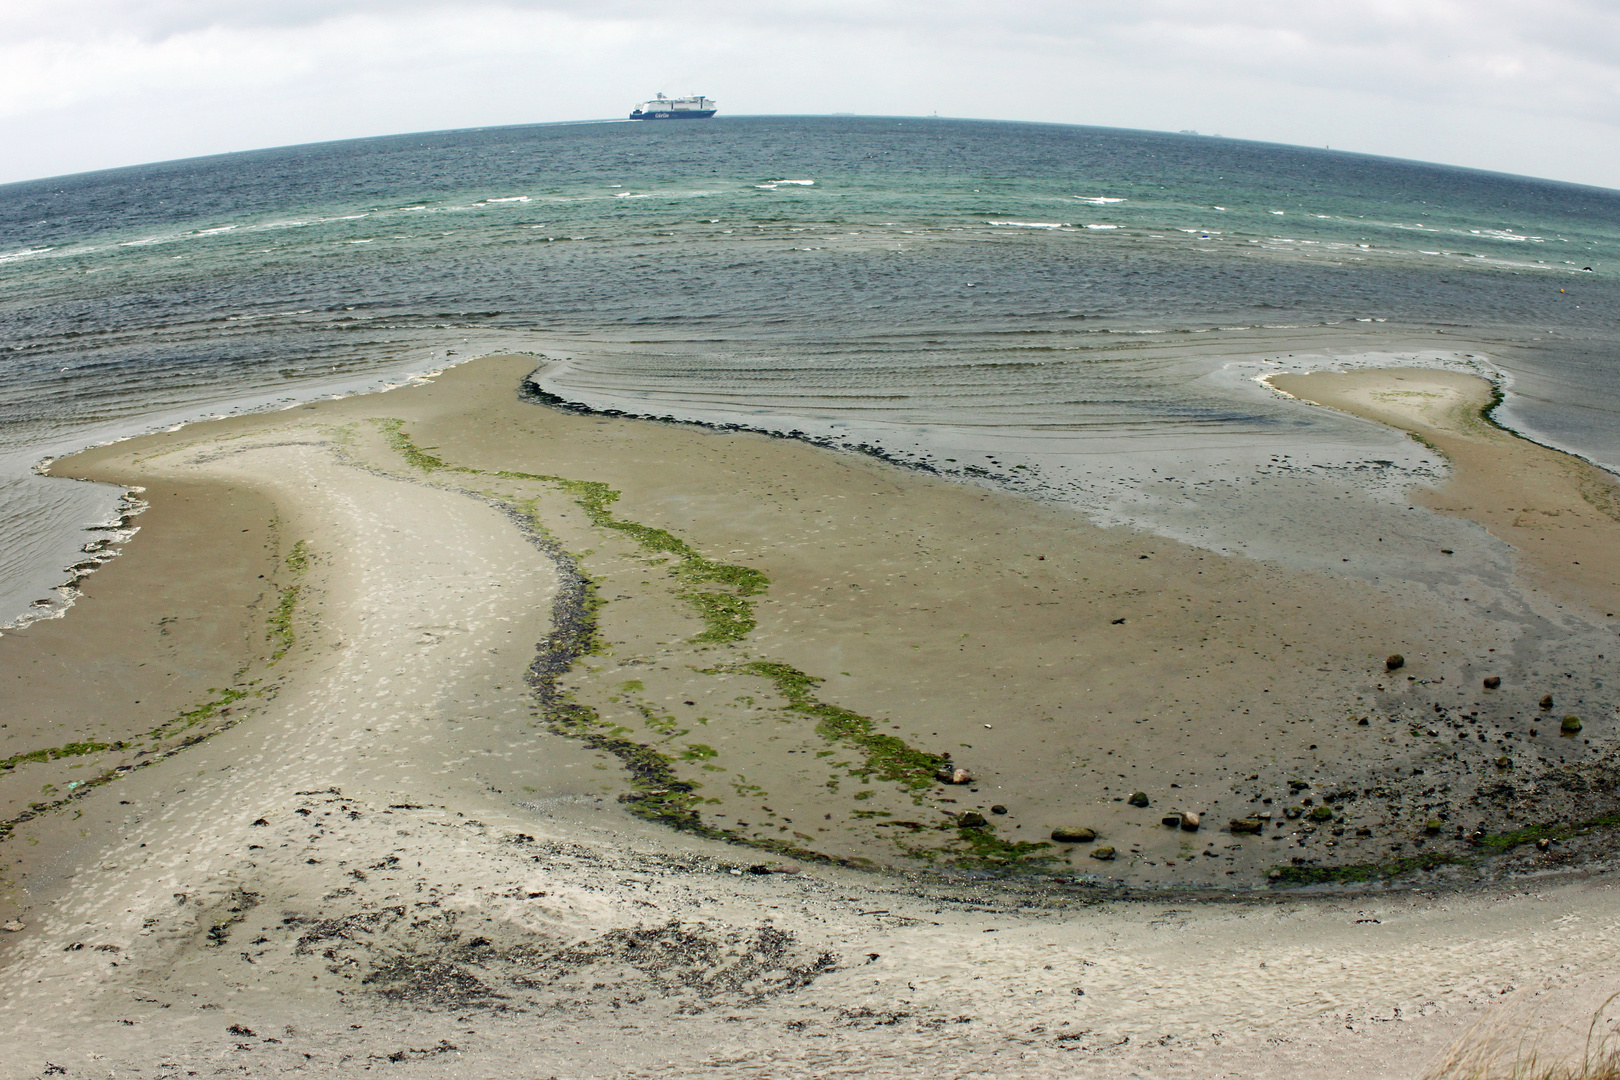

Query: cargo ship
[629,93,717,120]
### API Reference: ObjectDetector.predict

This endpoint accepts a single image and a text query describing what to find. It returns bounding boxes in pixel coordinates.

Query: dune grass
[1423,993,1620,1080]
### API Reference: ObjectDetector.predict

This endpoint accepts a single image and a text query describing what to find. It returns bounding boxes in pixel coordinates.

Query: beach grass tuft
[1422,992,1620,1080]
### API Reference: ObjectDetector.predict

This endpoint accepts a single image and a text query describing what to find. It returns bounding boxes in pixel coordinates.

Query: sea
[2,116,1618,628]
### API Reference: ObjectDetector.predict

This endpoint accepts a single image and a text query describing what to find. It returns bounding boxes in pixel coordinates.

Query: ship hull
[629,110,717,120]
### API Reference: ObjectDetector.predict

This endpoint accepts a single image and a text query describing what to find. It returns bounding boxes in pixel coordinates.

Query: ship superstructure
[629,93,717,120]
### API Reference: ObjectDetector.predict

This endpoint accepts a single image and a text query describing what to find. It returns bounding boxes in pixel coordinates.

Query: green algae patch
[1475,810,1620,854]
[267,586,299,662]
[1406,430,1444,456]
[1,684,265,843]
[723,661,945,793]
[373,422,768,644]
[539,697,717,836]
[156,685,257,741]
[375,418,475,475]
[1268,810,1620,888]
[501,471,767,641]
[1268,852,1459,887]
[0,740,120,772]
[267,539,310,664]
[684,591,756,643]
[941,821,1056,872]
[496,470,765,590]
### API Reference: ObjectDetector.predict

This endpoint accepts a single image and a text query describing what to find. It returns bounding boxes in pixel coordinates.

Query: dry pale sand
[0,356,1616,1078]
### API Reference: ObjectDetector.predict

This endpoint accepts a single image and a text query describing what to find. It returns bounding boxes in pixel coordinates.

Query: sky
[2,0,1619,189]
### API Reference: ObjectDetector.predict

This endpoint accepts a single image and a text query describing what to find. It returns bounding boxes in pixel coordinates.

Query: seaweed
[154,686,256,740]
[0,740,120,772]
[0,683,266,843]
[372,421,767,643]
[267,586,299,662]
[721,661,945,794]
[267,540,310,663]
[1266,810,1620,887]
[494,470,767,641]
[683,591,756,643]
[375,419,473,475]
[1267,852,1458,887]
[1474,811,1620,854]
[943,824,1058,871]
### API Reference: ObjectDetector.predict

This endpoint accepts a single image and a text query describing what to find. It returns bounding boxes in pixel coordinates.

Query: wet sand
[1271,368,1620,618]
[0,355,1617,1077]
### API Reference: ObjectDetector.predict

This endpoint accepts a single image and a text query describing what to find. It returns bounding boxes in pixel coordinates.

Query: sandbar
[0,355,1615,1077]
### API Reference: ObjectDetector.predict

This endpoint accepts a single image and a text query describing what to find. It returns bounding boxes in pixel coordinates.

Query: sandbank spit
[1,355,1617,1078]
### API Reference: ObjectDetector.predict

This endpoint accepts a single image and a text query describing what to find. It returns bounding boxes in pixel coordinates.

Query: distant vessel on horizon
[629,93,717,120]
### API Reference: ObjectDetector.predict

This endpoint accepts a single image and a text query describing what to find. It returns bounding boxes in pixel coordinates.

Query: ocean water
[2,116,1618,626]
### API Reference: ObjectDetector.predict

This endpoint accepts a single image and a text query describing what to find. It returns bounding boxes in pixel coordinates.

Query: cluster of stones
[1048,792,1203,862]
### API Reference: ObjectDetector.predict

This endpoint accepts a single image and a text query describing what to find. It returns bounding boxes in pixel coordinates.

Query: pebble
[936,767,973,785]
[1483,676,1501,689]
[1229,818,1264,834]
[1386,654,1405,671]
[1179,811,1200,832]
[1,921,23,933]
[1127,791,1150,808]
[957,812,989,829]
[1051,827,1097,843]
[1562,716,1583,734]
[1090,846,1116,861]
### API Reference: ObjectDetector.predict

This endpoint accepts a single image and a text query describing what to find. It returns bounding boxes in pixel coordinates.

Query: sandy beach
[1,355,1617,1078]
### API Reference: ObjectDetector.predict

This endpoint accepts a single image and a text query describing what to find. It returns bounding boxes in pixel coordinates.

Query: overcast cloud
[2,0,1618,188]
